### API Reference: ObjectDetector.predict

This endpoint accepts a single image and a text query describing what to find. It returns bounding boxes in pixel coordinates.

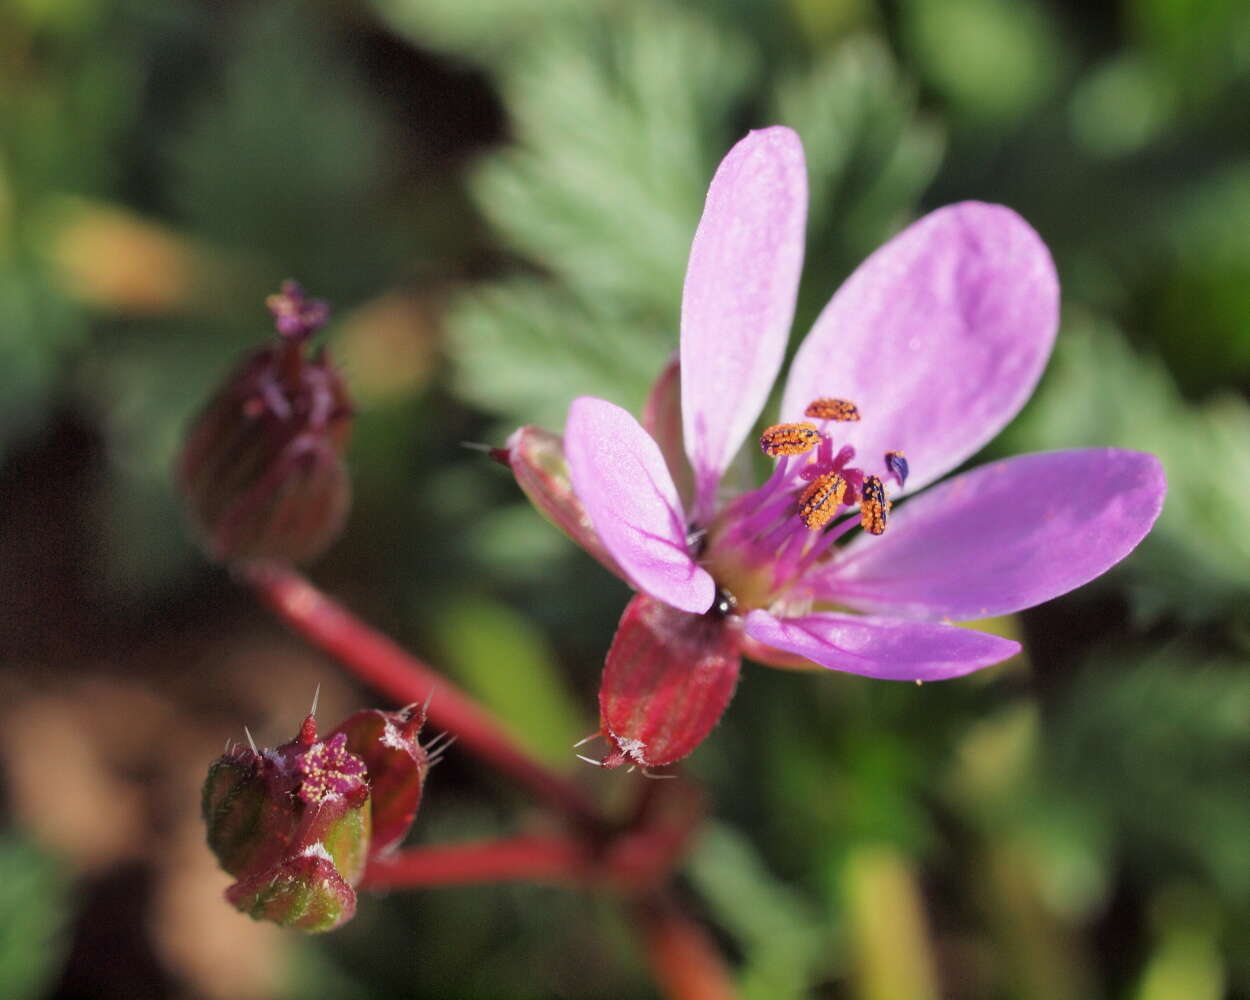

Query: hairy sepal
[598,593,741,768]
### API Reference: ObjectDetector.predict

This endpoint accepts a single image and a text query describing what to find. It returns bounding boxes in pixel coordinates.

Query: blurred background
[2,0,1249,997]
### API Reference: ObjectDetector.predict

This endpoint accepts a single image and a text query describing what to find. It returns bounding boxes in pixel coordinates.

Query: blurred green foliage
[2,0,1250,997]
[0,836,69,1000]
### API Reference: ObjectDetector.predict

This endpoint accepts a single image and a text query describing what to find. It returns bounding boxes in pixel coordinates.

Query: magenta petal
[682,126,807,520]
[743,610,1019,681]
[565,396,715,615]
[820,449,1167,621]
[780,202,1059,494]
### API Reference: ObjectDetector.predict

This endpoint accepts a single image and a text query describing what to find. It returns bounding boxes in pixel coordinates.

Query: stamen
[805,398,861,422]
[885,451,909,488]
[760,422,822,457]
[859,475,890,535]
[798,472,847,530]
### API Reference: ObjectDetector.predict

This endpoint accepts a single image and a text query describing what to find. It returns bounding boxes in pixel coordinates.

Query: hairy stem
[241,562,602,831]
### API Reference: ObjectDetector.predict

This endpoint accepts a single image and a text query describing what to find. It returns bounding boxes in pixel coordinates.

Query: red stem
[241,562,602,830]
[362,836,588,889]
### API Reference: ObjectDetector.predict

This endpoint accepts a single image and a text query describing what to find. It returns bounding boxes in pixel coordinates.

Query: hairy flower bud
[177,281,352,565]
[203,714,370,933]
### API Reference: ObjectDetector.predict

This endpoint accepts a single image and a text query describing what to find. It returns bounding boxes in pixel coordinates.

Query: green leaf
[449,279,669,429]
[773,36,944,280]
[368,0,613,65]
[900,0,1064,124]
[686,823,835,1000]
[164,3,397,295]
[0,836,70,1000]
[1047,650,1250,901]
[472,4,756,310]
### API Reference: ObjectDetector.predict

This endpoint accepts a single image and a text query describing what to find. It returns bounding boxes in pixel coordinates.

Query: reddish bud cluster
[203,704,433,932]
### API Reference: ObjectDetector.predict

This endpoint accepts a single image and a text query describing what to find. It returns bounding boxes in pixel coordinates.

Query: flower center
[295,732,368,805]
[702,398,904,612]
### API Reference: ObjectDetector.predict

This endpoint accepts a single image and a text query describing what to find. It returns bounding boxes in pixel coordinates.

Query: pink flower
[505,127,1166,770]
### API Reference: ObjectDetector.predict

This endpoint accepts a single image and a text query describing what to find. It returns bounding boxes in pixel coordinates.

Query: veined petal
[780,202,1059,495]
[565,396,715,615]
[743,610,1019,681]
[643,353,694,511]
[506,425,627,583]
[819,449,1166,621]
[682,126,807,521]
[599,593,741,768]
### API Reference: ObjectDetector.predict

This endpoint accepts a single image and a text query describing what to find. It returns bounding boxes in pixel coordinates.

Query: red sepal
[598,594,741,768]
[506,425,626,581]
[641,354,694,511]
[225,852,357,933]
[330,706,429,855]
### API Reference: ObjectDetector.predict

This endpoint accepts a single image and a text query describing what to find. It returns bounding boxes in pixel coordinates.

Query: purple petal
[743,610,1019,681]
[565,396,715,615]
[818,449,1167,621]
[780,202,1059,495]
[682,126,807,521]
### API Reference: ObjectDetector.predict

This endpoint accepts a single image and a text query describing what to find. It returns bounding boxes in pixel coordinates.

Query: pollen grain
[859,475,890,535]
[805,398,861,422]
[760,422,822,457]
[798,472,847,530]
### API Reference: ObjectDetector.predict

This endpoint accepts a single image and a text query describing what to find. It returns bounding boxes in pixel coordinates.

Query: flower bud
[177,281,352,565]
[202,714,371,933]
[330,705,431,855]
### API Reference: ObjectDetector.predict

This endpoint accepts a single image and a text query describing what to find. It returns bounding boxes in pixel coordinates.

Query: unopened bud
[331,705,431,854]
[177,281,352,565]
[203,714,371,933]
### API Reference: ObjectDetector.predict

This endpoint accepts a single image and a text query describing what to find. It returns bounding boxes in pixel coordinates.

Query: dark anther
[709,587,737,619]
[885,451,909,488]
